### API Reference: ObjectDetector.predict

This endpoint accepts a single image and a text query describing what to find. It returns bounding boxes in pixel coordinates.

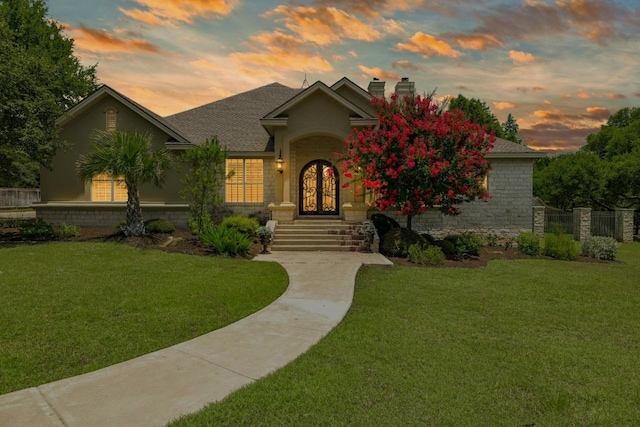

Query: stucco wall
[41,96,185,204]
[385,158,535,238]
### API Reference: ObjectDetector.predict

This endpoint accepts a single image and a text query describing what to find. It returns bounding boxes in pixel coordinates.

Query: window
[106,109,117,132]
[225,159,263,203]
[91,173,127,201]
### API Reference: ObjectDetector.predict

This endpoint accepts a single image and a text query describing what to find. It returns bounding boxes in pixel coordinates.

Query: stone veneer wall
[615,209,635,243]
[34,203,190,228]
[377,158,535,238]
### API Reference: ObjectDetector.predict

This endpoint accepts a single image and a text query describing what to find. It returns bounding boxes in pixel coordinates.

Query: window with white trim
[91,173,127,201]
[225,159,263,203]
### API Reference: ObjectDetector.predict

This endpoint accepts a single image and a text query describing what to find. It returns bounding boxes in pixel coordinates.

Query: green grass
[0,242,288,394]
[171,243,640,426]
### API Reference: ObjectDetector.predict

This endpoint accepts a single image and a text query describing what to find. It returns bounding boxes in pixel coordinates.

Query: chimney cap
[373,77,379,81]
[401,77,409,82]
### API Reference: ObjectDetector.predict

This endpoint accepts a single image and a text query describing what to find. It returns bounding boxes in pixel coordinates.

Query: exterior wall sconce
[276,149,284,174]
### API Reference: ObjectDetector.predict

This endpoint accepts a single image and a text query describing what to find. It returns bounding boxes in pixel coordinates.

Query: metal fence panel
[591,211,616,237]
[544,210,573,234]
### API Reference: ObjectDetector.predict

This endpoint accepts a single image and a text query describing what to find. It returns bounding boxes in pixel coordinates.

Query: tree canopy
[448,94,524,145]
[0,0,97,188]
[534,107,640,210]
[339,93,495,230]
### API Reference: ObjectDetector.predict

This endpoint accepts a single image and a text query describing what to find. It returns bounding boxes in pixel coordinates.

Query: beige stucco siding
[40,97,184,204]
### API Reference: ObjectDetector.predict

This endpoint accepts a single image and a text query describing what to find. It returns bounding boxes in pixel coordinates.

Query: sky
[47,0,640,154]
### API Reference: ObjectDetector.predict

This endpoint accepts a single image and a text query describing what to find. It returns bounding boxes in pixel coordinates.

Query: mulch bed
[1,227,616,267]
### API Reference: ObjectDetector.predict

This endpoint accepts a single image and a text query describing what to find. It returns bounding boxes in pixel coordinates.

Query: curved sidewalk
[0,251,392,427]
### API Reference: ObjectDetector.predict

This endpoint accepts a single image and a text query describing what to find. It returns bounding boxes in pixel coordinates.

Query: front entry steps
[271,220,368,252]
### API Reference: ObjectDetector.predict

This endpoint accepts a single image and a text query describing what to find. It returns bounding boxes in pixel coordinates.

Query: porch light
[276,149,284,174]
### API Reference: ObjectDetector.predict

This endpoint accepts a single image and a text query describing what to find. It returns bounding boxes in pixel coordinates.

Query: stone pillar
[532,205,545,239]
[615,209,634,243]
[573,207,591,241]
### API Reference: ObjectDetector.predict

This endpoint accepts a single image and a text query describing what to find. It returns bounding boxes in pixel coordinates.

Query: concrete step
[271,220,368,252]
[270,244,367,252]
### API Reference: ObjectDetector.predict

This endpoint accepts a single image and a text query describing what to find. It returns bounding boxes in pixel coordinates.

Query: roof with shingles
[488,137,546,158]
[164,83,301,152]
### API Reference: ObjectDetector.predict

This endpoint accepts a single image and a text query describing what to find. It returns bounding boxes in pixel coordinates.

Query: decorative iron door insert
[299,160,339,215]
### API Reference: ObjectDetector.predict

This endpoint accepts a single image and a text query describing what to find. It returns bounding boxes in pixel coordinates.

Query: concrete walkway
[0,251,392,427]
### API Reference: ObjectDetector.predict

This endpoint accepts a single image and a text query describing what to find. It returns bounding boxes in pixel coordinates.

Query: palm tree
[77,130,172,236]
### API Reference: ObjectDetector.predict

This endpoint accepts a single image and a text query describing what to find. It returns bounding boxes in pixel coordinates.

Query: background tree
[0,0,97,188]
[179,137,229,234]
[339,93,495,230]
[502,113,524,144]
[76,131,172,237]
[534,107,640,210]
[449,94,524,144]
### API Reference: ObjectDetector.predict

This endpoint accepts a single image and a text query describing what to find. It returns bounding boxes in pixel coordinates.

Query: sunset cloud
[65,24,163,54]
[493,101,516,110]
[397,32,462,58]
[264,5,384,46]
[516,86,545,94]
[120,0,239,26]
[230,50,333,74]
[358,65,401,81]
[450,33,502,50]
[606,93,626,100]
[392,60,422,71]
[190,59,219,70]
[509,50,535,64]
[577,89,590,99]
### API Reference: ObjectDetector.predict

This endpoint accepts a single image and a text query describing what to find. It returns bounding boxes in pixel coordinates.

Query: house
[34,77,545,237]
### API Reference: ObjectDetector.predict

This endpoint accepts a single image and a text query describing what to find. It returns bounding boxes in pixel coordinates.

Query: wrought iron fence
[544,210,573,234]
[591,210,616,237]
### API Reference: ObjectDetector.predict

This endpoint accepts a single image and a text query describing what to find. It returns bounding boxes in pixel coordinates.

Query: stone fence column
[615,209,634,243]
[532,205,545,239]
[573,207,591,241]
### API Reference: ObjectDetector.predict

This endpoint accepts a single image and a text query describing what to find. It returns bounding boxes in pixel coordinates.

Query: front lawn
[170,243,640,426]
[0,242,288,395]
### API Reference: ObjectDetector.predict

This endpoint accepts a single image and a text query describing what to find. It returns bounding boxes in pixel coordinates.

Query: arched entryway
[299,160,339,215]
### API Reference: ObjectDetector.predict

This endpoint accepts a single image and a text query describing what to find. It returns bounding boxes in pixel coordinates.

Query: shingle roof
[488,137,546,158]
[164,83,301,152]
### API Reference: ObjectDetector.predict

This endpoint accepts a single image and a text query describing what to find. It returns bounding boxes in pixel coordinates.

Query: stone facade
[532,205,545,238]
[34,203,190,228]
[387,158,535,238]
[573,207,591,241]
[615,209,635,243]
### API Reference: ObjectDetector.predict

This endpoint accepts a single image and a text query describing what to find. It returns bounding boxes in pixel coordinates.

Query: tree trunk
[407,213,414,230]
[125,182,145,236]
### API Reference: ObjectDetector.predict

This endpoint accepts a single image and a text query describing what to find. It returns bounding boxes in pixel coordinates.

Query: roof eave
[486,151,547,159]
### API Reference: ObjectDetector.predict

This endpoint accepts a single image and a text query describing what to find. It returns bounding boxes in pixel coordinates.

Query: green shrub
[517,233,540,256]
[370,213,400,240]
[420,233,436,246]
[55,222,81,238]
[220,215,260,237]
[443,233,482,258]
[544,233,579,260]
[435,239,456,259]
[145,219,175,233]
[581,236,619,260]
[18,219,54,238]
[199,225,254,256]
[504,237,515,249]
[380,228,426,257]
[486,233,499,247]
[408,244,446,266]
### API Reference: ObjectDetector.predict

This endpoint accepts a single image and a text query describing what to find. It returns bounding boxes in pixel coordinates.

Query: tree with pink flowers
[338,93,495,230]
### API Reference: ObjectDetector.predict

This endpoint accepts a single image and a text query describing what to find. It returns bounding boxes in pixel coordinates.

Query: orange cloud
[120,0,238,26]
[493,101,516,110]
[577,89,590,99]
[397,32,462,58]
[516,86,545,94]
[453,34,502,50]
[606,93,626,100]
[250,30,305,51]
[190,59,219,70]
[560,94,572,99]
[509,50,536,64]
[392,60,422,71]
[265,5,383,46]
[230,50,333,74]
[66,24,162,54]
[358,65,401,81]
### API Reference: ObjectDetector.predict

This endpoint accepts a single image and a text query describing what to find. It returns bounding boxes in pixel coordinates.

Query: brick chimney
[394,77,415,99]
[367,78,385,98]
